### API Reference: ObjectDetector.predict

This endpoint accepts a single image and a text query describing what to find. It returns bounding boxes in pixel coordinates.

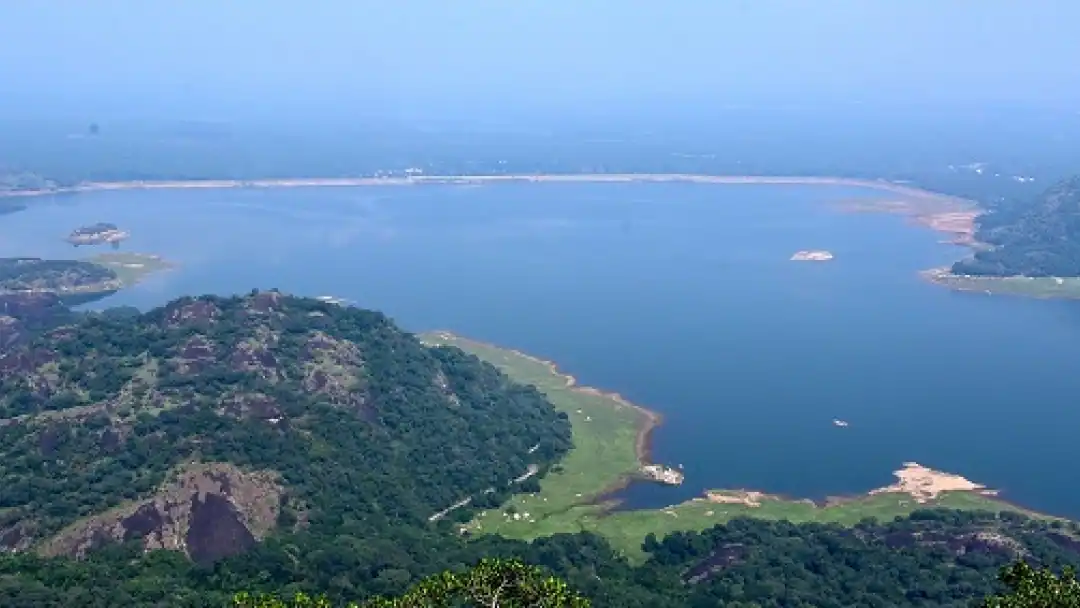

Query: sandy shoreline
[833,198,980,245]
[869,462,995,503]
[832,197,994,291]
[424,331,661,470]
[701,462,999,509]
[0,173,974,205]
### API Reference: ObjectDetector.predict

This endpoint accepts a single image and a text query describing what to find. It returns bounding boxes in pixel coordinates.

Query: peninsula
[85,252,174,286]
[0,257,123,304]
[0,253,173,305]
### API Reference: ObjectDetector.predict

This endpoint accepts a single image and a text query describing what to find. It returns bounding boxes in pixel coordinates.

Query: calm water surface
[3,182,1079,515]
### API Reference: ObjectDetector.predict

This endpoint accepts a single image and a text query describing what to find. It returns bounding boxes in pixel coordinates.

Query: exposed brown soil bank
[701,462,996,509]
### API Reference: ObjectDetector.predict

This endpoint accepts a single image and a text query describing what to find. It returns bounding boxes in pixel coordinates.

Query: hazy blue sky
[2,1,1078,120]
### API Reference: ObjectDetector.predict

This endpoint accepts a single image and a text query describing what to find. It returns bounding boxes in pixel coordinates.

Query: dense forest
[3,509,1080,606]
[235,557,1080,607]
[953,176,1080,277]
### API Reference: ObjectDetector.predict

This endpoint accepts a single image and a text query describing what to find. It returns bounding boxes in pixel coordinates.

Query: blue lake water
[3,182,1080,515]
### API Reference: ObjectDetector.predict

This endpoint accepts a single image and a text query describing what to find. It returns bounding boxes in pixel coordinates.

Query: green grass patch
[586,492,1023,561]
[929,272,1080,299]
[420,332,648,539]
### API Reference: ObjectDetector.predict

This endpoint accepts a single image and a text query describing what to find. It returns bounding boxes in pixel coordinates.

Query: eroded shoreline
[702,461,999,510]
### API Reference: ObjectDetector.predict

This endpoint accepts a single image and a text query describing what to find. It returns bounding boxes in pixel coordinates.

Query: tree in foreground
[233,558,590,608]
[982,561,1080,607]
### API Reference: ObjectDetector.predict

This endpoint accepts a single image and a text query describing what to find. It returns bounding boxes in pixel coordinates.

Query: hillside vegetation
[954,176,1080,277]
[5,508,1080,606]
[235,557,1080,608]
[0,292,572,588]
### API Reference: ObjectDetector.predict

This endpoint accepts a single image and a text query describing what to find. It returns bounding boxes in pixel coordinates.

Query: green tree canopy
[982,561,1080,607]
[233,559,589,608]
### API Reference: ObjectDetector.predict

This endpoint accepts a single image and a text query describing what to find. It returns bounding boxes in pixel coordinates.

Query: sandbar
[1,173,972,207]
[868,461,995,503]
[705,490,770,508]
[835,198,980,246]
[700,462,993,509]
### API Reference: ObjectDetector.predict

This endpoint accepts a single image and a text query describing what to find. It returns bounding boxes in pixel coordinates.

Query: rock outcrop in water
[790,250,834,261]
[65,223,130,247]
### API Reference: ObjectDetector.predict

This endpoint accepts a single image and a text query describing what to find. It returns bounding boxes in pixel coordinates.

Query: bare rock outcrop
[39,462,284,565]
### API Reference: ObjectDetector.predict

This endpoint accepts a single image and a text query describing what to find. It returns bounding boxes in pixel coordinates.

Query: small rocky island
[640,463,685,485]
[790,250,834,262]
[65,223,130,247]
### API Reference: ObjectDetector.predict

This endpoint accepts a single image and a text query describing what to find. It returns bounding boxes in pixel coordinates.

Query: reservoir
[3,181,1078,516]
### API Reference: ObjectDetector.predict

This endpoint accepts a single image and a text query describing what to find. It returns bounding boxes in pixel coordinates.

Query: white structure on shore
[641,464,685,485]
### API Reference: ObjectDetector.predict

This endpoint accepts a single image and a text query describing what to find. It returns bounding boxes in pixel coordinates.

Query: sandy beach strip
[1,173,973,207]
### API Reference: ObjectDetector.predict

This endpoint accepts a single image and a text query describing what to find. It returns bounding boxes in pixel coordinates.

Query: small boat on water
[832,419,849,428]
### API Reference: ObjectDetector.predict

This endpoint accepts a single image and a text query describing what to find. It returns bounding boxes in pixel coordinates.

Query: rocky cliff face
[38,463,283,565]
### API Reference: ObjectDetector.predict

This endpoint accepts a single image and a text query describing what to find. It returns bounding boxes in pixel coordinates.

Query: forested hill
[0,290,570,563]
[953,175,1080,277]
